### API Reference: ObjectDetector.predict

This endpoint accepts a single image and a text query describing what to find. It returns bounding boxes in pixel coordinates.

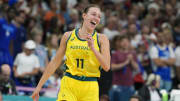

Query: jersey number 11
[76,59,84,69]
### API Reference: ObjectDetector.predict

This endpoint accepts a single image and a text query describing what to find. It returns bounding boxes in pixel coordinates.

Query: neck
[158,42,165,46]
[80,24,94,35]
[120,48,129,52]
[12,20,20,27]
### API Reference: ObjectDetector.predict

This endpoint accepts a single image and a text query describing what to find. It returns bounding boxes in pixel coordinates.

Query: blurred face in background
[128,14,136,25]
[24,48,34,56]
[50,1,57,11]
[7,8,16,22]
[1,64,11,81]
[50,34,59,48]
[120,38,130,50]
[34,34,43,44]
[130,98,139,101]
[17,12,26,24]
[165,3,174,16]
[107,16,118,30]
[142,25,150,35]
[128,24,137,34]
[157,32,166,45]
[70,9,79,22]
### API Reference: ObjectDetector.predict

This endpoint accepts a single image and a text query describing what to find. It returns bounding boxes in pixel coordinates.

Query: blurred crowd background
[0,0,180,101]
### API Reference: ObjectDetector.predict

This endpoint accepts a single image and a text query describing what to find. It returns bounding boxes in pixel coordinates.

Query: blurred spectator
[0,7,17,69]
[164,3,176,25]
[13,40,40,95]
[124,14,141,32]
[175,45,180,88]
[109,35,139,101]
[43,69,63,98]
[127,24,140,48]
[138,73,161,101]
[172,18,180,46]
[44,0,64,23]
[59,0,71,25]
[44,0,65,34]
[139,25,153,50]
[12,10,27,58]
[129,95,142,101]
[67,8,81,31]
[0,64,17,95]
[100,94,109,101]
[103,16,119,41]
[0,91,2,101]
[137,44,152,75]
[163,29,175,49]
[46,34,59,60]
[26,17,37,39]
[150,32,175,91]
[32,28,48,72]
[47,16,63,35]
[32,28,49,85]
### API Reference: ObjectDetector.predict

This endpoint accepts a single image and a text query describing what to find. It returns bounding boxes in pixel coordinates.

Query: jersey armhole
[97,33,101,48]
[66,32,72,44]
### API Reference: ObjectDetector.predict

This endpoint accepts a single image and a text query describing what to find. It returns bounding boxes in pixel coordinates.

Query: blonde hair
[146,73,161,85]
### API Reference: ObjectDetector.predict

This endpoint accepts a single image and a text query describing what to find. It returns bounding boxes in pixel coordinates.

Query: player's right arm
[31,31,71,101]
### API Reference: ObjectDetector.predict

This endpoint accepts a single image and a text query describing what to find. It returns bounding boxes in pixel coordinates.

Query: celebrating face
[82,7,101,30]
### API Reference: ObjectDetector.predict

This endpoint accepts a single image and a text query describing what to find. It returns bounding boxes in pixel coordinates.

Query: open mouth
[90,21,96,26]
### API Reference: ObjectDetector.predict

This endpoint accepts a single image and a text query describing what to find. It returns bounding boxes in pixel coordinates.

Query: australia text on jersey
[70,45,90,50]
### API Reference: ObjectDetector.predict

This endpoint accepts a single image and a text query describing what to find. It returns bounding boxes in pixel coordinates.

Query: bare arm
[111,59,130,71]
[130,58,139,71]
[25,68,39,76]
[87,34,110,72]
[34,32,71,90]
[152,58,168,67]
[164,58,175,66]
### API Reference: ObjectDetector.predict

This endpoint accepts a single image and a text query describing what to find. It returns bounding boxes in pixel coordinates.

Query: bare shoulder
[63,31,72,39]
[61,31,72,42]
[98,33,109,43]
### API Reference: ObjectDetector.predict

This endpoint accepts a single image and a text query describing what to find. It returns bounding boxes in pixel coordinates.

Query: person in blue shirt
[150,32,175,91]
[12,11,27,59]
[0,8,17,70]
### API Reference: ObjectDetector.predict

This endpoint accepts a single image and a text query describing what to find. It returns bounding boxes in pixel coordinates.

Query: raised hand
[86,34,95,50]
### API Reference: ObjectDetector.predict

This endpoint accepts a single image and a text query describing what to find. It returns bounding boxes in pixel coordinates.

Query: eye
[91,13,101,19]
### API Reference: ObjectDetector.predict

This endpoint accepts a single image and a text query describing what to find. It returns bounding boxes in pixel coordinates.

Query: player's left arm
[87,34,110,72]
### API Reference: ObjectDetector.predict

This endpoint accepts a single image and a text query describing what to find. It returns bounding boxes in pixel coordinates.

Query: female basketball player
[32,4,110,101]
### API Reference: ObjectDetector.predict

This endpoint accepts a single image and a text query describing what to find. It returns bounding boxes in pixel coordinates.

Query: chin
[88,26,96,31]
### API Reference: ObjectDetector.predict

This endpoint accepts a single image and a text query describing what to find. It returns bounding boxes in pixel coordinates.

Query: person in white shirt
[13,40,40,88]
[138,73,161,101]
[103,16,119,41]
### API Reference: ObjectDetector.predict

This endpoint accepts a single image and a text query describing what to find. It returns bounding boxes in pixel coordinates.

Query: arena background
[0,0,180,101]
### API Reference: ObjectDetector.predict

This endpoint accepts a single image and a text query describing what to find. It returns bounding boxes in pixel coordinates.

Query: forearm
[36,57,62,88]
[165,58,175,66]
[153,59,167,67]
[131,60,139,71]
[26,69,39,75]
[91,48,110,72]
[111,61,128,71]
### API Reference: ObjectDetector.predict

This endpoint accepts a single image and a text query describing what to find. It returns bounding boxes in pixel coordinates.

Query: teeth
[93,21,96,24]
[91,21,96,25]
